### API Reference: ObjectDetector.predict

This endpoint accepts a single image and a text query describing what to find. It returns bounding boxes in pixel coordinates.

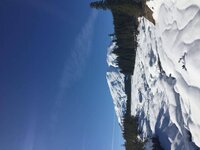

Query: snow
[106,42,127,127]
[106,0,200,149]
[156,1,200,148]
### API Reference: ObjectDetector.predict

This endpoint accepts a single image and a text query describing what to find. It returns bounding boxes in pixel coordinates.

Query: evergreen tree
[90,1,108,10]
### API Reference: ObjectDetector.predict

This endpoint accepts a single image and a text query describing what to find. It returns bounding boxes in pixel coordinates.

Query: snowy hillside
[106,42,127,127]
[107,0,200,149]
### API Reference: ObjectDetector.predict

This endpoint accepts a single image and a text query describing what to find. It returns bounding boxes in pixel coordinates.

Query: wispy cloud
[50,10,98,130]
[60,10,98,90]
[56,10,98,101]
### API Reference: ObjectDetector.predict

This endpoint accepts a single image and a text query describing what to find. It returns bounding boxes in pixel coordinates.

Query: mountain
[106,0,200,149]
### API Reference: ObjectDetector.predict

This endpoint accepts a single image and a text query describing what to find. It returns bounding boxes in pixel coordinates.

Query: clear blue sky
[0,0,125,150]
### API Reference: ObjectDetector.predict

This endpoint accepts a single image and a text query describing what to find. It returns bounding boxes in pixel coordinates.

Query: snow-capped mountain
[106,0,200,149]
[106,42,127,127]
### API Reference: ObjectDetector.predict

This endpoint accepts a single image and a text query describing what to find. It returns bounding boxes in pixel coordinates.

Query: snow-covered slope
[106,0,200,149]
[106,42,127,127]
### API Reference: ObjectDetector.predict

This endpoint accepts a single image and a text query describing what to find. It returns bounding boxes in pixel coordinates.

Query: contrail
[23,110,37,150]
[82,129,86,150]
[111,111,116,150]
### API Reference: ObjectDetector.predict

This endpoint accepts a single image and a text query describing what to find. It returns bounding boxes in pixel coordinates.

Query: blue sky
[0,0,124,150]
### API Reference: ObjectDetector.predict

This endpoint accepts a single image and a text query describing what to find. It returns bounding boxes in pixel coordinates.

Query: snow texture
[106,0,200,149]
